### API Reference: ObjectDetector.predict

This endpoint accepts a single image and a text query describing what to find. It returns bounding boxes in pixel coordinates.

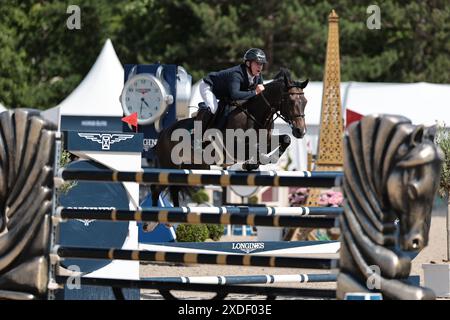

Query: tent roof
[276,81,450,127]
[189,80,450,127]
[0,102,6,112]
[342,82,450,126]
[42,39,124,124]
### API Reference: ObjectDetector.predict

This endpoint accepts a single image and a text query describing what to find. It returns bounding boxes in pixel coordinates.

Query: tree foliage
[0,0,449,110]
[436,125,450,199]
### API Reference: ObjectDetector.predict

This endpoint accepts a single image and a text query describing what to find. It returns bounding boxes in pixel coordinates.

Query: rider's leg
[197,80,218,134]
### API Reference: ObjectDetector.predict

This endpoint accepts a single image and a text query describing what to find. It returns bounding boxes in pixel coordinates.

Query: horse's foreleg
[258,134,291,165]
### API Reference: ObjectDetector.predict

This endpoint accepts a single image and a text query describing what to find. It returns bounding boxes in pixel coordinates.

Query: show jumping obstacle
[56,167,342,187]
[56,207,339,229]
[0,110,443,300]
[141,273,337,285]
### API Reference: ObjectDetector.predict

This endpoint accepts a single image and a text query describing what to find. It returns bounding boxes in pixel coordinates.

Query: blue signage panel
[61,115,124,132]
[58,160,130,273]
[57,160,140,299]
[138,192,176,243]
[64,131,143,152]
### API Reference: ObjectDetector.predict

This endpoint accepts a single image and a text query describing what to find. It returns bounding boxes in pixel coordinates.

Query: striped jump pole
[55,246,339,269]
[54,276,336,299]
[58,205,342,216]
[141,273,337,285]
[57,168,343,188]
[56,208,339,229]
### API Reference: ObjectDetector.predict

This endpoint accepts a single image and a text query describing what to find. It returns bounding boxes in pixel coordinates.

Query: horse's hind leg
[143,184,162,232]
[151,184,161,206]
[170,187,180,207]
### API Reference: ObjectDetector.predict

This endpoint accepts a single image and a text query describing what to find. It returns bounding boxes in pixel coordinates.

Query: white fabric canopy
[0,102,6,112]
[341,82,450,126]
[189,80,450,170]
[278,81,450,127]
[41,39,124,126]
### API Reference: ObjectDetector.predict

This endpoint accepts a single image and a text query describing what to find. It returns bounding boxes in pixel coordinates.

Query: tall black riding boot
[195,102,214,136]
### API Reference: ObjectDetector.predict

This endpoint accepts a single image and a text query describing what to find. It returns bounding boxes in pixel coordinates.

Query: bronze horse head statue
[338,114,443,300]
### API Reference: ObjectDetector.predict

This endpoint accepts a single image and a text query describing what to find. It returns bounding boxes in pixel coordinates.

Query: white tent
[340,81,450,126]
[41,39,124,127]
[0,102,6,113]
[189,80,450,170]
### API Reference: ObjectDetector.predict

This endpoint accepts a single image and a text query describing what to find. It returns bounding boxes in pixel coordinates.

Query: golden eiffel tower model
[306,9,344,206]
[285,10,344,241]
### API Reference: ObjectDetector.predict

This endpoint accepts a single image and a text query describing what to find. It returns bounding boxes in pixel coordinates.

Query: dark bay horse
[149,68,308,208]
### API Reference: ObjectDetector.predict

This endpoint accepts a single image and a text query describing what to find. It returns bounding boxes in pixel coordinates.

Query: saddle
[195,100,236,133]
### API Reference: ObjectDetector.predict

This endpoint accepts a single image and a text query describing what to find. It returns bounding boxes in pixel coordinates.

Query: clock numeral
[128,88,134,92]
[126,97,130,101]
[141,79,146,84]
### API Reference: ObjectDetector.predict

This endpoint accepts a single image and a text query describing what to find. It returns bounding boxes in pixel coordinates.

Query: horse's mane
[270,68,308,89]
[273,68,292,81]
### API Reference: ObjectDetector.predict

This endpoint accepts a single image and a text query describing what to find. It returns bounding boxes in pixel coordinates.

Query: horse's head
[274,69,309,138]
[341,114,442,300]
[344,115,443,252]
[386,125,443,251]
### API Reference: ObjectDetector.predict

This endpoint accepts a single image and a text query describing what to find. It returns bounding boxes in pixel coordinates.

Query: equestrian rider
[196,48,268,134]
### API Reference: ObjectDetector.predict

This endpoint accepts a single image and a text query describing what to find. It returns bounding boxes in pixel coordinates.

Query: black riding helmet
[243,48,267,64]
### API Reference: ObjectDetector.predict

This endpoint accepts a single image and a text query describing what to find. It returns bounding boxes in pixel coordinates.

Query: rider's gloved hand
[255,84,265,95]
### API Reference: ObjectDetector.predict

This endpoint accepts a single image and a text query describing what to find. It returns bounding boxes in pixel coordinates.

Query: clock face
[120,73,171,125]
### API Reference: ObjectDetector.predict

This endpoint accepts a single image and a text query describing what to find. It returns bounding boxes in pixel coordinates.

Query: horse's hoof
[143,222,159,232]
[242,163,259,171]
[259,153,271,164]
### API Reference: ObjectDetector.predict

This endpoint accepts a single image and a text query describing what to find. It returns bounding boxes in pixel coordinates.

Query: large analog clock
[120,73,173,125]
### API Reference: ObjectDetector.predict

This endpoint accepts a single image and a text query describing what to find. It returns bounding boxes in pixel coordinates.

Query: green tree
[0,0,122,109]
[436,125,450,261]
[1,1,449,110]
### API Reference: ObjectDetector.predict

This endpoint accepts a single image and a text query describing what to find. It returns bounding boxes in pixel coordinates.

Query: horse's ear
[299,78,309,89]
[423,125,437,142]
[410,125,424,146]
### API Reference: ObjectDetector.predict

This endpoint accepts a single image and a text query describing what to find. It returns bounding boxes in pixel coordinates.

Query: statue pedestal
[423,263,450,297]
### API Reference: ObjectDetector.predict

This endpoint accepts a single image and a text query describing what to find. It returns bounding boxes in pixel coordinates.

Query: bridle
[278,87,306,124]
[237,82,305,129]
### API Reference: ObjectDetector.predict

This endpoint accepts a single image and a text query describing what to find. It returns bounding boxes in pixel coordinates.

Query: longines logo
[68,206,115,226]
[232,242,264,254]
[78,133,134,150]
[143,138,158,151]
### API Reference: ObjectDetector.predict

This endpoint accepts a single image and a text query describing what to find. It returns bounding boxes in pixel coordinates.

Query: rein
[236,84,305,129]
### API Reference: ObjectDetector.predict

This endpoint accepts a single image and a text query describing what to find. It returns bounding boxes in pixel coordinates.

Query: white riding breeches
[199,80,219,114]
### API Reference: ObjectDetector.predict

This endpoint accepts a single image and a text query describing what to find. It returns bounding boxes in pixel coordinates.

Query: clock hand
[142,99,150,108]
[140,101,143,115]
